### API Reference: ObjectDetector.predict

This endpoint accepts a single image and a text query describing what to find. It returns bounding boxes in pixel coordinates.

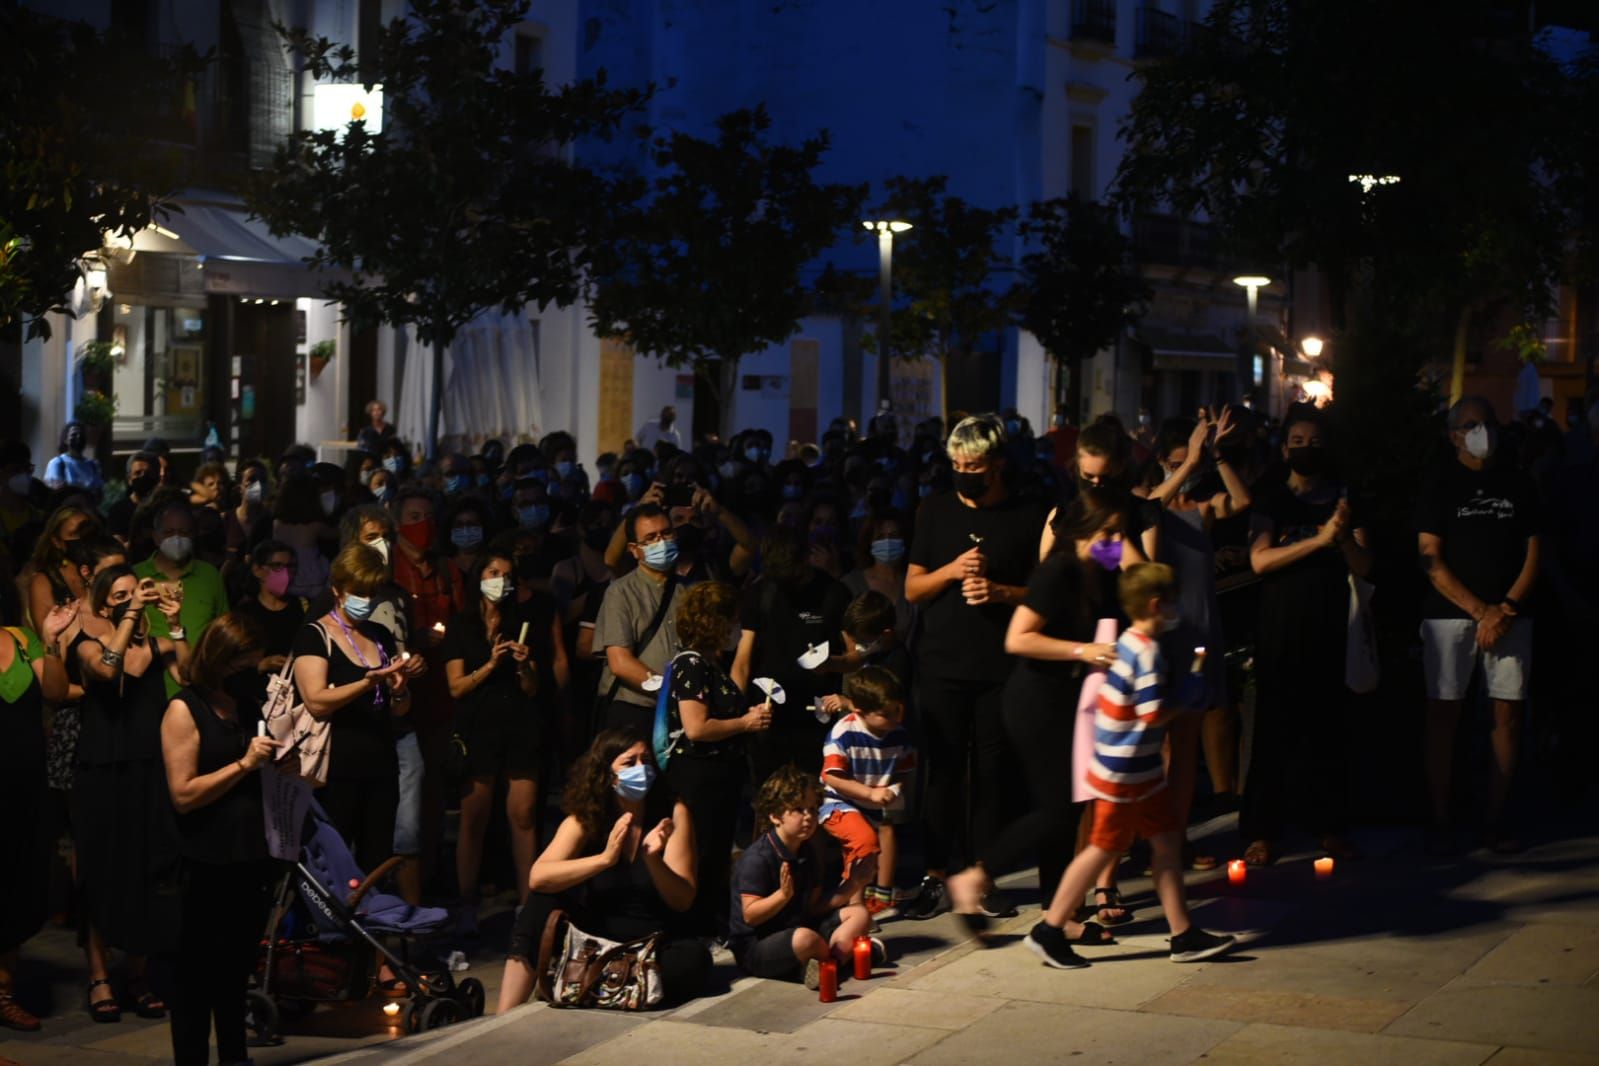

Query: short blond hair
[1118,562,1177,621]
[945,413,1007,462]
[330,542,388,597]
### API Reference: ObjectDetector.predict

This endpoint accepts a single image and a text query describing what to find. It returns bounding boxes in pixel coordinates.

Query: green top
[0,626,43,704]
[135,554,230,696]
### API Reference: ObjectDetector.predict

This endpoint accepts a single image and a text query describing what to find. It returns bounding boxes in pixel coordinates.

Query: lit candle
[382,1002,401,1017]
[853,936,873,980]
[1227,859,1246,885]
[1314,857,1334,881]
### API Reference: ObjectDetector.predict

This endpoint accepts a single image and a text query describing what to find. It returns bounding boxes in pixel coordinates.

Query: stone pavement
[11,814,1595,1066]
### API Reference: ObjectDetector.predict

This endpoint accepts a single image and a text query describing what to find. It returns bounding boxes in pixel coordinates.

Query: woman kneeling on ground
[497,730,710,1012]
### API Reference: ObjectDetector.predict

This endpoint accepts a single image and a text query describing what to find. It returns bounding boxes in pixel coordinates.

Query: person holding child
[729,765,884,988]
[498,731,709,1012]
[1023,563,1236,969]
[817,666,916,920]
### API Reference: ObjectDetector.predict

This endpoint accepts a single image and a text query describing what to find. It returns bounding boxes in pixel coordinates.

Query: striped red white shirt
[1084,629,1168,803]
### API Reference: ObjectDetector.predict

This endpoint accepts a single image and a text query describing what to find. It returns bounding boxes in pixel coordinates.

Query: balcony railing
[1135,6,1184,58]
[1070,0,1118,45]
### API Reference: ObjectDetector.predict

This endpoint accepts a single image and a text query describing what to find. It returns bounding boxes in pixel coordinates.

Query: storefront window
[110,302,206,445]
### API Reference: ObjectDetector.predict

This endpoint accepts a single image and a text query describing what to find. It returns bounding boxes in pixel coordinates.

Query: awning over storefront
[1134,325,1239,371]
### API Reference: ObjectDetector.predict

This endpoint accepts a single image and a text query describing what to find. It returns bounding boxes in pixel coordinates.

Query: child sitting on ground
[1025,563,1237,969]
[818,665,916,917]
[728,765,884,988]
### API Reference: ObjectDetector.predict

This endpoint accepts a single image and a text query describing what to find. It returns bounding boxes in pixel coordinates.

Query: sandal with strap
[1091,886,1134,926]
[1244,840,1274,868]
[0,990,41,1032]
[124,977,166,1019]
[1068,920,1118,945]
[86,978,120,1023]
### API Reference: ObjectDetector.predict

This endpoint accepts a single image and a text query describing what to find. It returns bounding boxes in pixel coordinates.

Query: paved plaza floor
[6,815,1599,1065]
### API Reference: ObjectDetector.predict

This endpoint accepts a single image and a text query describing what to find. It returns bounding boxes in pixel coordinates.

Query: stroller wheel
[403,998,424,1034]
[455,977,486,1018]
[244,991,283,1047]
[420,997,463,1030]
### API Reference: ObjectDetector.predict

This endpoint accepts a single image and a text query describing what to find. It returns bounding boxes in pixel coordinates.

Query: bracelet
[100,648,124,667]
[168,627,186,641]
[1501,596,1522,613]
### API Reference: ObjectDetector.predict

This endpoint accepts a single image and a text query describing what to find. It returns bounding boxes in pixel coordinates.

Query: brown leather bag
[534,908,662,1011]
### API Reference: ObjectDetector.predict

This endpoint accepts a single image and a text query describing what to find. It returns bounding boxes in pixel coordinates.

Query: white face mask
[1464,424,1493,460]
[366,537,391,564]
[479,575,510,602]
[320,489,338,516]
[244,480,264,503]
[160,535,194,563]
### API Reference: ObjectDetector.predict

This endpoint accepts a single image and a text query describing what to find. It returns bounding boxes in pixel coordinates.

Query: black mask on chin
[1286,447,1325,477]
[951,470,990,501]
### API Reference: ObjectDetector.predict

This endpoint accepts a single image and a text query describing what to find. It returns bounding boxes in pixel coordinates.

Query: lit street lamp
[1232,275,1271,318]
[1300,335,1324,359]
[863,219,912,416]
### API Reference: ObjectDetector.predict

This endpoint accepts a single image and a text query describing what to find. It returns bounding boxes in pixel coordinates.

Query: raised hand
[42,600,77,642]
[603,813,634,866]
[744,701,773,732]
[1187,415,1211,456]
[777,861,795,901]
[239,734,278,771]
[641,817,674,858]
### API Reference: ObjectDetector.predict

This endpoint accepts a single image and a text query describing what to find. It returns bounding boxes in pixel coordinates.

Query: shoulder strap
[3,627,31,655]
[633,575,678,657]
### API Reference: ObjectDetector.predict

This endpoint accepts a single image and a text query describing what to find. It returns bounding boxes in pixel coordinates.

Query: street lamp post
[863,219,912,419]
[1232,274,1271,318]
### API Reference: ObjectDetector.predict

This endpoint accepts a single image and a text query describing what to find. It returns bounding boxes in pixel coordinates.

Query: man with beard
[902,414,1046,920]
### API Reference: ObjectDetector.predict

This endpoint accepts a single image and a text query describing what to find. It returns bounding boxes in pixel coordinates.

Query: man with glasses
[594,503,689,736]
[1418,396,1541,855]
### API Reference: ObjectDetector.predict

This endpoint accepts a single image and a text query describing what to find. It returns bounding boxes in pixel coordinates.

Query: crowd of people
[0,385,1592,1054]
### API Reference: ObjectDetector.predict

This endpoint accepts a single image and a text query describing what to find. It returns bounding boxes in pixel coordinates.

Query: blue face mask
[870,537,906,564]
[518,504,550,530]
[343,593,375,621]
[444,474,467,495]
[614,761,656,802]
[555,461,574,479]
[623,473,646,498]
[475,473,492,488]
[642,538,678,571]
[745,445,766,464]
[375,484,395,504]
[383,457,403,475]
[781,483,803,500]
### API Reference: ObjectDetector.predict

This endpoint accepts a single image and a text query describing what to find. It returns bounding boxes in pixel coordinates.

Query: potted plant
[309,339,336,380]
[78,340,118,395]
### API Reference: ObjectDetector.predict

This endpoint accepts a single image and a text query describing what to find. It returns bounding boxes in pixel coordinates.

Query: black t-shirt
[665,650,746,758]
[1014,551,1119,682]
[440,597,557,715]
[291,620,399,782]
[235,596,307,660]
[740,571,851,715]
[909,490,1047,682]
[1249,478,1351,671]
[106,495,138,539]
[1415,461,1540,618]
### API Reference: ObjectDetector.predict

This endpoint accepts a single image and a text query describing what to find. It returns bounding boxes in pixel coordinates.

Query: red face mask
[399,517,436,552]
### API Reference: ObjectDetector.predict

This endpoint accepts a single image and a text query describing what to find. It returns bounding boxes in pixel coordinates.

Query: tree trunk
[1448,306,1471,406]
[427,338,445,460]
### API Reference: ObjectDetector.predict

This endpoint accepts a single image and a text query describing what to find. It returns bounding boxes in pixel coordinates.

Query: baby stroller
[246,800,484,1045]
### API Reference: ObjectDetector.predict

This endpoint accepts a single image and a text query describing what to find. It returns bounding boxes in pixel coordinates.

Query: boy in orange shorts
[1025,563,1237,969]
[818,667,916,915]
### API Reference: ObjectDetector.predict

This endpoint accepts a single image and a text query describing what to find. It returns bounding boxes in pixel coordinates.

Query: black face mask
[673,523,704,559]
[1286,447,1325,477]
[130,474,158,496]
[951,470,990,501]
[583,527,612,552]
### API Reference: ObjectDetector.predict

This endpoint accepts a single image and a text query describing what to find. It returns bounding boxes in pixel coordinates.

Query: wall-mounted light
[1301,335,1324,359]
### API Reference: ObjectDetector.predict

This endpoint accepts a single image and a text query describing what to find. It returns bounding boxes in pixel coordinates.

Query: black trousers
[665,753,744,937]
[318,774,399,874]
[916,674,1013,873]
[1239,658,1349,843]
[508,891,711,1007]
[978,673,1080,902]
[168,860,272,1066]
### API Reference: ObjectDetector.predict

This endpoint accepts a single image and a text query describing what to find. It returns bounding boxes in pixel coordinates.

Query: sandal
[124,977,166,1019]
[0,990,41,1032]
[1068,920,1117,945]
[1243,840,1274,868]
[1091,886,1133,926]
[86,978,120,1023]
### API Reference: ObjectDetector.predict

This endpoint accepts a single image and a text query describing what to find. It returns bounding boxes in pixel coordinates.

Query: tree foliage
[0,8,199,340]
[1014,195,1150,366]
[586,105,865,426]
[248,0,647,453]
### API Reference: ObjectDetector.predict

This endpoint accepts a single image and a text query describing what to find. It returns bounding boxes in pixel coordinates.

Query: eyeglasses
[634,529,678,546]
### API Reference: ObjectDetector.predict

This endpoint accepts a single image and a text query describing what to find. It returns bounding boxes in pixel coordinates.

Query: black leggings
[319,774,399,873]
[508,891,711,1007]
[1240,658,1348,843]
[168,860,272,1066]
[665,753,744,936]
[977,675,1081,902]
[916,674,1012,872]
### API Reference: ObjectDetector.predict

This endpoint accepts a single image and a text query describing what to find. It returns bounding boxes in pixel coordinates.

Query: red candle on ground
[1314,857,1334,881]
[853,936,873,981]
[1227,859,1246,885]
[818,961,838,1002]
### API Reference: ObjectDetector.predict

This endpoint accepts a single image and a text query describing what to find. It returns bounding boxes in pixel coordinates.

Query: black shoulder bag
[593,575,678,722]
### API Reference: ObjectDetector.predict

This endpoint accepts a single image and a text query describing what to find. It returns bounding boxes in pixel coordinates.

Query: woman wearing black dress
[160,613,277,1066]
[0,611,73,1031]
[71,565,191,1022]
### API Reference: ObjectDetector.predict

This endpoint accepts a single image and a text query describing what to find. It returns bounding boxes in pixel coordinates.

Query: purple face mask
[1088,536,1123,572]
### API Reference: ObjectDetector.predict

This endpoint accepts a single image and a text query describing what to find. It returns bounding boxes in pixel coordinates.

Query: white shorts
[1420,617,1532,702]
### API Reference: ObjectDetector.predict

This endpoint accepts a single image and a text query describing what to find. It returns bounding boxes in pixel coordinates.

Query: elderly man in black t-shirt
[903,414,1046,919]
[1418,397,1541,854]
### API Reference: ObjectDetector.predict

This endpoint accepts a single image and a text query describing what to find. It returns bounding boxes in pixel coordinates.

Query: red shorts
[821,809,881,877]
[1089,790,1180,854]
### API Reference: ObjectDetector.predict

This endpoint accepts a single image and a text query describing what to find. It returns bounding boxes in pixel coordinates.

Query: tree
[866,176,1018,397]
[1013,195,1151,416]
[585,106,865,434]
[1111,0,1590,519]
[248,0,647,457]
[0,8,199,340]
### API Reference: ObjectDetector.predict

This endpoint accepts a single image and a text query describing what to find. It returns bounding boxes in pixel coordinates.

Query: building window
[515,32,544,76]
[110,302,207,446]
[1070,124,1095,199]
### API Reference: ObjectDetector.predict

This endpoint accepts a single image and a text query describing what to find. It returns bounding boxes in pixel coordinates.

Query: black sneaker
[977,891,1018,919]
[902,876,951,921]
[1169,928,1236,963]
[1024,922,1088,969]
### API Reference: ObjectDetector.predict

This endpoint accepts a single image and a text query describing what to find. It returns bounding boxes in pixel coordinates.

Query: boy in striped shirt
[818,666,917,915]
[1026,563,1236,969]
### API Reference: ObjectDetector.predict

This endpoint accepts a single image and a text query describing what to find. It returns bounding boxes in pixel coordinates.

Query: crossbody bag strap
[599,575,678,706]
